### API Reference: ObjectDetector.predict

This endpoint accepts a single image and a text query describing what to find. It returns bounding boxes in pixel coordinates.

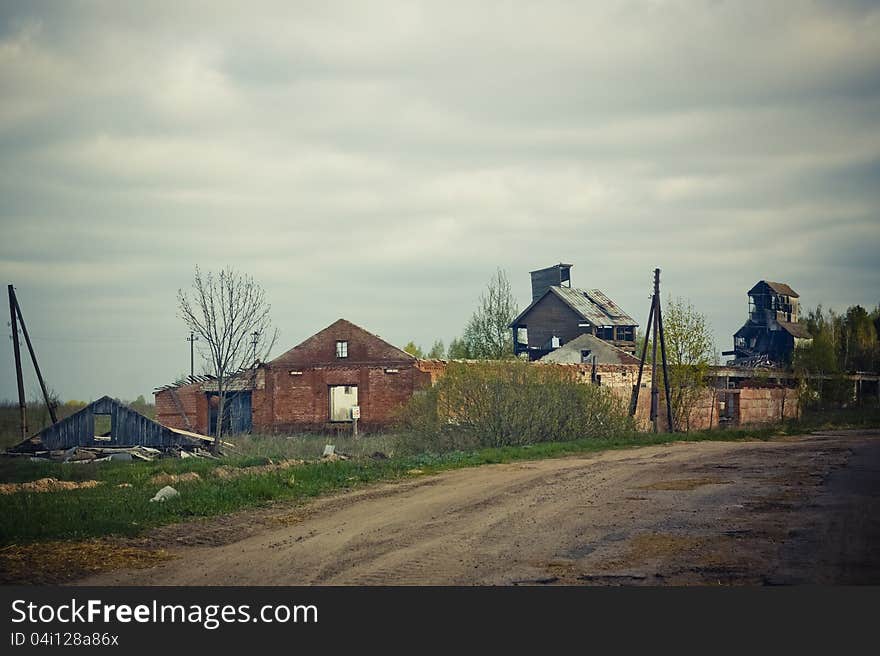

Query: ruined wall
[737,387,799,425]
[251,364,432,433]
[155,360,801,436]
[154,382,208,434]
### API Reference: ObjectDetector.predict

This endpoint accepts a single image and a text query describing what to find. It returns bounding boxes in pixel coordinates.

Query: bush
[396,361,634,452]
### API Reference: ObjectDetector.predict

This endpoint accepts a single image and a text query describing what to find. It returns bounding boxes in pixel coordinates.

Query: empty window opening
[581,349,592,363]
[336,340,348,358]
[94,414,112,440]
[329,385,358,421]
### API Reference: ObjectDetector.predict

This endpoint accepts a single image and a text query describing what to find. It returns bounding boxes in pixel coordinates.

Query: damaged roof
[539,333,641,365]
[777,320,812,339]
[8,396,212,453]
[749,280,800,298]
[511,286,637,327]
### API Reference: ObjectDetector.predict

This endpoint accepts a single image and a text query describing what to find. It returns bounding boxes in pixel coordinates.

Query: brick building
[155,319,432,434]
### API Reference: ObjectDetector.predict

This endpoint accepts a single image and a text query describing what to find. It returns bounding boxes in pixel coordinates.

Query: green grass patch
[1,406,877,546]
[0,427,775,546]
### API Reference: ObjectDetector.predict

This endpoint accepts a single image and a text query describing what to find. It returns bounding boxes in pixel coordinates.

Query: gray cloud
[1,1,879,402]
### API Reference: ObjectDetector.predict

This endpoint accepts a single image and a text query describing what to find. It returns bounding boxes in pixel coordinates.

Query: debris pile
[321,445,350,462]
[149,471,202,486]
[5,445,220,464]
[211,458,304,480]
[0,478,103,495]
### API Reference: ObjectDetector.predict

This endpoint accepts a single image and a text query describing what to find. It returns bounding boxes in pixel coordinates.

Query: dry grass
[0,478,103,495]
[149,471,202,486]
[211,458,304,480]
[0,539,172,585]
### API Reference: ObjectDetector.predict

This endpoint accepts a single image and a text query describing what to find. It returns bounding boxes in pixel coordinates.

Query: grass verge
[0,426,780,547]
[2,406,879,548]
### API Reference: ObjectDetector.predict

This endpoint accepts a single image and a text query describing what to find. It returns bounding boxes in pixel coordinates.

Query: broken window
[336,340,348,358]
[599,327,614,340]
[581,349,592,363]
[329,385,358,421]
[94,413,112,440]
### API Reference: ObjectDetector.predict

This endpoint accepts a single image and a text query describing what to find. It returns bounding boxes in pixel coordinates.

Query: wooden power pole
[629,269,674,432]
[7,284,59,440]
[8,285,27,440]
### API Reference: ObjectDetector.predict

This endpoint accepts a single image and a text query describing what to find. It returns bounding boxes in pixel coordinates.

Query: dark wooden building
[509,263,638,360]
[723,280,812,365]
[10,396,207,452]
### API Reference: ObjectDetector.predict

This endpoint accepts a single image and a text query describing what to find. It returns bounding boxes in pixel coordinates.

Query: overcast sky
[1,0,879,403]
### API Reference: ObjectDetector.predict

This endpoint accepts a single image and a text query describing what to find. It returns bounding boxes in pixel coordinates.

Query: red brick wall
[271,318,416,368]
[253,363,431,432]
[154,382,208,434]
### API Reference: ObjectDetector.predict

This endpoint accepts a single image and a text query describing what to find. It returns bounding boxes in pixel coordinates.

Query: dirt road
[78,431,880,585]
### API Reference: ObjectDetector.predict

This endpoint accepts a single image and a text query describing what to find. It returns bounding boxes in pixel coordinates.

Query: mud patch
[0,540,172,585]
[640,477,725,491]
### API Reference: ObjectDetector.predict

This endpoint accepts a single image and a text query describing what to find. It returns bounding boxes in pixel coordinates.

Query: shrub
[396,361,634,452]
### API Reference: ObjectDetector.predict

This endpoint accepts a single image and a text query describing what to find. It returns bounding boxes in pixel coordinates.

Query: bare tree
[178,266,277,450]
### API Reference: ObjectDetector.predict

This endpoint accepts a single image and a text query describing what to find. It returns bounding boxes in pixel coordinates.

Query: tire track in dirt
[75,432,880,586]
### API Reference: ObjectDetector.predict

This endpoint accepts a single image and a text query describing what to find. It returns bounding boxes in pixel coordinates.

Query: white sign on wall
[351,406,361,420]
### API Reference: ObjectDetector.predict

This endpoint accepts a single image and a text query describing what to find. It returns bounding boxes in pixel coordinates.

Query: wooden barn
[9,396,209,453]
[510,263,639,360]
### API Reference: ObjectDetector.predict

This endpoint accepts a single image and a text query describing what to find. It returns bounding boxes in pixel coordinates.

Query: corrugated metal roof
[551,286,637,326]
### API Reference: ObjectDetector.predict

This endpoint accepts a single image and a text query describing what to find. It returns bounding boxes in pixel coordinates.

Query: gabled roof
[9,396,209,452]
[539,333,641,365]
[511,286,637,328]
[748,280,799,298]
[270,318,415,366]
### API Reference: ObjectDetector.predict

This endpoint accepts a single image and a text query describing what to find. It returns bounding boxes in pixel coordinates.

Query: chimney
[530,263,572,302]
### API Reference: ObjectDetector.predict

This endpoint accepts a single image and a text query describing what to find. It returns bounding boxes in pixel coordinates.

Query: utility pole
[10,286,57,424]
[186,332,199,380]
[629,269,674,433]
[251,330,260,365]
[8,285,27,440]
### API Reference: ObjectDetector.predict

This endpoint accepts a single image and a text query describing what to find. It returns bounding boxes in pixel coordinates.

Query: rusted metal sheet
[11,396,204,452]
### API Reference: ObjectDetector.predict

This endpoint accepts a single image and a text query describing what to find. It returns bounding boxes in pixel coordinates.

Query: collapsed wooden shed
[7,395,211,453]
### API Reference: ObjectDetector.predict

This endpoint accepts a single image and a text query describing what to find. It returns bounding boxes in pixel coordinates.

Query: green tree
[455,268,518,360]
[657,295,716,431]
[403,341,425,358]
[427,340,446,359]
[795,305,853,408]
[447,337,472,359]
